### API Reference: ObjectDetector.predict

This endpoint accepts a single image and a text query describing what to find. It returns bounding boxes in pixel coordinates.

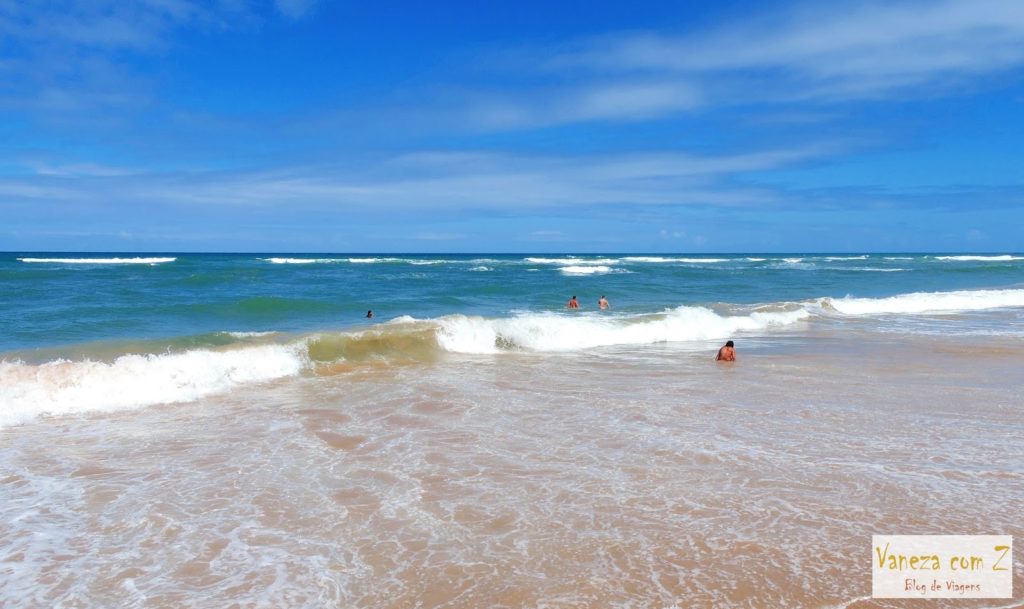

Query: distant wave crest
[823,288,1024,315]
[18,257,175,264]
[264,257,345,264]
[622,257,729,263]
[933,255,1023,262]
[559,265,627,276]
[5,287,1023,426]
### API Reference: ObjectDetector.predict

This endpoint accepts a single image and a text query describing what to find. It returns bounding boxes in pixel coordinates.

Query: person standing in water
[567,295,579,309]
[598,295,610,310]
[366,310,374,319]
[716,340,736,361]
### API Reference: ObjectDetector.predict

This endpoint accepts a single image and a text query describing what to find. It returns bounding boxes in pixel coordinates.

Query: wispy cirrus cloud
[0,145,834,214]
[0,0,313,118]
[273,0,318,20]
[8,143,1019,230]
[466,81,700,129]
[3,147,1020,252]
[0,1,207,52]
[456,0,1024,131]
[547,0,1024,101]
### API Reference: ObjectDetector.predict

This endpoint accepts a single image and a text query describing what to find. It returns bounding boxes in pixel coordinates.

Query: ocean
[1,253,1023,608]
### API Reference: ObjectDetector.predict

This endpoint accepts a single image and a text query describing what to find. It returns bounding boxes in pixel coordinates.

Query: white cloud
[447,1,1024,130]
[0,1,205,51]
[550,0,1024,101]
[468,81,700,129]
[274,0,317,19]
[30,162,137,177]
[0,145,834,213]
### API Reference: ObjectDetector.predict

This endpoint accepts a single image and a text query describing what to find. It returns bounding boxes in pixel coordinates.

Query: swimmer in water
[716,340,736,362]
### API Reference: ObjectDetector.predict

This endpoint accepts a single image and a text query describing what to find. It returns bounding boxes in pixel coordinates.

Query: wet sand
[2,330,1022,608]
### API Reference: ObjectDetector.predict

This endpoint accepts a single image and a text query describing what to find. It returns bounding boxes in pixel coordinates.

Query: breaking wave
[4,287,1023,426]
[18,257,176,264]
[525,257,619,265]
[932,255,1023,262]
[435,306,809,354]
[0,344,307,427]
[264,258,345,264]
[621,257,729,263]
[559,265,628,276]
[822,288,1024,315]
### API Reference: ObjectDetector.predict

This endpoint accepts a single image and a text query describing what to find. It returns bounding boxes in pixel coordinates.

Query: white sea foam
[18,257,176,264]
[469,266,492,272]
[222,331,279,338]
[0,345,307,427]
[525,257,618,265]
[782,257,804,263]
[348,257,402,263]
[559,265,626,276]
[618,256,733,264]
[824,289,1024,315]
[434,307,810,354]
[824,255,869,261]
[622,257,729,263]
[408,260,446,265]
[933,255,1023,261]
[264,258,343,264]
[746,257,767,262]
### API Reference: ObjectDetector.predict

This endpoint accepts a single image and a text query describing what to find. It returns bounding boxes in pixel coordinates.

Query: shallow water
[2,325,1022,608]
[2,253,1023,607]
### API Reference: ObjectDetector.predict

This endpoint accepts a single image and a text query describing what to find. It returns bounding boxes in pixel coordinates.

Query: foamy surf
[823,288,1024,315]
[435,306,810,353]
[621,257,729,263]
[18,257,176,264]
[4,287,1023,426]
[933,255,1023,261]
[0,344,307,427]
[263,257,346,264]
[558,265,626,276]
[525,257,618,265]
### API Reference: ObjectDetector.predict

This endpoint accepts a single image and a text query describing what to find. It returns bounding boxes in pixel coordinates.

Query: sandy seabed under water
[2,329,1023,609]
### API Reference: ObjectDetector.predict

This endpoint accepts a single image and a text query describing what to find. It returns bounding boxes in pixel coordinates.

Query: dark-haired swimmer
[716,340,735,361]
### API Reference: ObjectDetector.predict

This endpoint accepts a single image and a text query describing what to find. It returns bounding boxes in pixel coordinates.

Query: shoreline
[2,328,1021,607]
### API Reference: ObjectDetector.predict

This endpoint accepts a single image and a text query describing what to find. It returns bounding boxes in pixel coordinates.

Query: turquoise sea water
[3,252,1023,353]
[3,252,1023,608]
[3,251,1024,428]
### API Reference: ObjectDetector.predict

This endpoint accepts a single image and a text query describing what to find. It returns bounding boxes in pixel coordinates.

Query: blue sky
[1,0,1023,253]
